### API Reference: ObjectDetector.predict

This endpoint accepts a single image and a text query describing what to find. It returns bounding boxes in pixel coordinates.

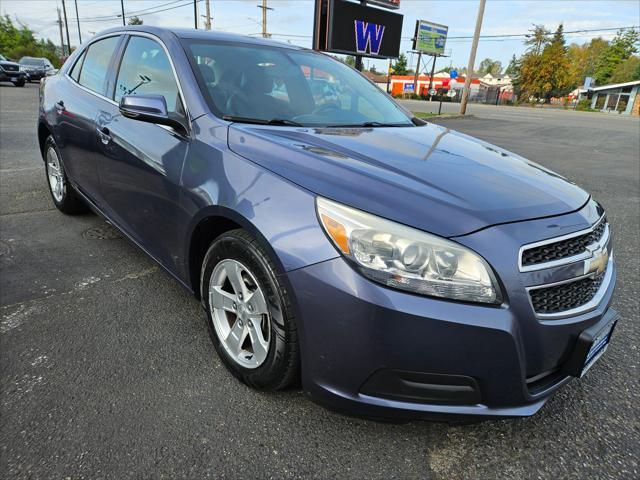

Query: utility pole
[459,0,486,115]
[120,0,125,26]
[74,0,82,44]
[427,55,437,99]
[57,8,66,57]
[412,51,422,96]
[193,0,198,29]
[354,0,366,71]
[257,0,273,38]
[61,0,71,55]
[204,0,212,30]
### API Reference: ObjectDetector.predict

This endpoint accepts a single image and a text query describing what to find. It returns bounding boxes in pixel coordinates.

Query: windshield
[0,54,6,61]
[183,40,414,128]
[20,57,44,66]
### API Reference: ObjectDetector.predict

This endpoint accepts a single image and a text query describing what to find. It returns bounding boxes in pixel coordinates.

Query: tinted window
[20,57,44,66]
[69,51,86,81]
[114,36,183,116]
[184,41,412,127]
[78,36,120,95]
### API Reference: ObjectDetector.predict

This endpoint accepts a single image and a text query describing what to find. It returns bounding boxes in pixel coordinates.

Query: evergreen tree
[392,54,409,75]
[128,16,143,25]
[594,28,639,84]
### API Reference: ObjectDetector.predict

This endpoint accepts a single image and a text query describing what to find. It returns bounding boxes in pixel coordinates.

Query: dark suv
[18,56,56,82]
[0,54,26,87]
[37,27,618,420]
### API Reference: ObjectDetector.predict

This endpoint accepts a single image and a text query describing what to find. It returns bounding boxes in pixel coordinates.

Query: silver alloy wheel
[209,259,271,369]
[46,146,65,203]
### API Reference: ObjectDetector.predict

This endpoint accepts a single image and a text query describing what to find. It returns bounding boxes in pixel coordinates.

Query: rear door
[95,34,190,273]
[57,35,123,204]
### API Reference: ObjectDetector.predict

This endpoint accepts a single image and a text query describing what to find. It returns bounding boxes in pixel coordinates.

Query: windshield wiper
[222,115,303,127]
[325,121,409,128]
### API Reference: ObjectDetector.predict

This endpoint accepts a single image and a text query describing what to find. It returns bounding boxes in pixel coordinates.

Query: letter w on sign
[354,20,385,55]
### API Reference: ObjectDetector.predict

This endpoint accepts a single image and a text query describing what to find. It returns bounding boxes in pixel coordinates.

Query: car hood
[227,122,589,237]
[0,60,21,69]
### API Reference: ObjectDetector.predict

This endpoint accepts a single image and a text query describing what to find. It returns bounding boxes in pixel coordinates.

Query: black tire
[12,79,25,87]
[201,229,300,391]
[44,136,88,214]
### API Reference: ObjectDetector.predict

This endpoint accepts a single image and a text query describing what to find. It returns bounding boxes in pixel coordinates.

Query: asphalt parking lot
[1,82,639,479]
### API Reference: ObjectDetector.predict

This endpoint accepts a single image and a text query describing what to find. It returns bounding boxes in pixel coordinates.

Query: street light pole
[459,0,486,115]
[61,0,72,54]
[74,0,82,44]
[120,0,126,26]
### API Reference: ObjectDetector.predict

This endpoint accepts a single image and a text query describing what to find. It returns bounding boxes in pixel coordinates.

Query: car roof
[94,25,304,51]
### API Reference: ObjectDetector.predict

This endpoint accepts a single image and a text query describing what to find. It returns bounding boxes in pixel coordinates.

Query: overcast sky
[2,0,639,73]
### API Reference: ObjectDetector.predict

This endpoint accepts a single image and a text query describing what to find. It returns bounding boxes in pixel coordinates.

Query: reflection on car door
[95,34,190,273]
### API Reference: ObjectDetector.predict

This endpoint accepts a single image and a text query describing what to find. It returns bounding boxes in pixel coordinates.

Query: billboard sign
[314,0,404,59]
[366,0,401,9]
[413,20,448,55]
[403,83,414,92]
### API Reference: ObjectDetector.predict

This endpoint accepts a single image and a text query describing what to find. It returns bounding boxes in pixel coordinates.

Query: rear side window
[114,36,183,117]
[78,36,120,95]
[69,50,86,81]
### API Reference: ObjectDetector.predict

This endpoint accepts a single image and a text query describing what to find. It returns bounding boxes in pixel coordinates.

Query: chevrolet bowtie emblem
[584,245,609,276]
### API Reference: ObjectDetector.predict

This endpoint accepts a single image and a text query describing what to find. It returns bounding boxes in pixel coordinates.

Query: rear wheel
[44,136,87,214]
[12,79,25,87]
[201,229,299,390]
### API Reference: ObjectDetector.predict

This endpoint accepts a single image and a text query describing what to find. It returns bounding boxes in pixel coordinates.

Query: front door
[96,35,190,273]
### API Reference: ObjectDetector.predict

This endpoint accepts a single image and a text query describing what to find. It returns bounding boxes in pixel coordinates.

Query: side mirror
[119,94,186,134]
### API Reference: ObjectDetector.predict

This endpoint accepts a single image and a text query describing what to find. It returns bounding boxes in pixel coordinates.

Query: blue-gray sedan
[37,26,618,420]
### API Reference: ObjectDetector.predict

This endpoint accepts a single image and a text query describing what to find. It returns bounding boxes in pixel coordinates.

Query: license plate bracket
[562,308,619,378]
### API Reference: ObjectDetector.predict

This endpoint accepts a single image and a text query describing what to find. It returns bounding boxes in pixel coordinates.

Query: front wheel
[201,229,299,390]
[12,79,25,87]
[44,136,87,214]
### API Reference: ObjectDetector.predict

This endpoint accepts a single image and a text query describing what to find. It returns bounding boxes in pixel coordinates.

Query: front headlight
[317,197,501,304]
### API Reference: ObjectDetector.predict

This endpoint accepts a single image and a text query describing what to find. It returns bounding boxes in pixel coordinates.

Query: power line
[68,0,195,23]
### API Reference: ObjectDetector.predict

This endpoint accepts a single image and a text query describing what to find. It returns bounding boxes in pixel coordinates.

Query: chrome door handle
[54,100,65,113]
[97,127,111,145]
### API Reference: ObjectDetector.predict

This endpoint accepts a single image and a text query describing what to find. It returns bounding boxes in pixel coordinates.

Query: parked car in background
[0,53,26,87]
[37,27,618,420]
[18,56,57,82]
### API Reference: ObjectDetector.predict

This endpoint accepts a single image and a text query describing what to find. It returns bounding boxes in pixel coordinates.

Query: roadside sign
[447,90,456,97]
[403,83,415,92]
[313,0,404,59]
[367,0,401,9]
[412,20,448,55]
[450,69,458,79]
[429,88,437,96]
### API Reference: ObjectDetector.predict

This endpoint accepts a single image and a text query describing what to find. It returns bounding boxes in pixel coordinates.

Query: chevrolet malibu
[38,26,618,419]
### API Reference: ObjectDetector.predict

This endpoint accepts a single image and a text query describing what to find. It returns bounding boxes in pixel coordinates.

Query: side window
[69,50,86,81]
[115,36,184,118]
[78,36,120,95]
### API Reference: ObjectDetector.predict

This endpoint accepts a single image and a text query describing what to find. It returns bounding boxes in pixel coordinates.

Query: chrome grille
[530,272,605,315]
[522,218,607,267]
[2,64,19,72]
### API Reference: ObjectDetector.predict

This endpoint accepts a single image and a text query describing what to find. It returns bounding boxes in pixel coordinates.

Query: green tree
[567,37,609,88]
[127,16,143,25]
[539,24,572,99]
[518,24,571,102]
[594,28,639,84]
[478,58,502,76]
[369,64,378,74]
[392,53,408,75]
[0,15,62,66]
[524,24,550,55]
[609,55,640,83]
[504,54,519,76]
[344,55,356,68]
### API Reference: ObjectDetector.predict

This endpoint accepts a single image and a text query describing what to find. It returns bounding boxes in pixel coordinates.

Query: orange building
[390,75,480,96]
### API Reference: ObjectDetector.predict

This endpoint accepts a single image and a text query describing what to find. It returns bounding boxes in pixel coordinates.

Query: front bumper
[287,204,618,420]
[0,70,25,82]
